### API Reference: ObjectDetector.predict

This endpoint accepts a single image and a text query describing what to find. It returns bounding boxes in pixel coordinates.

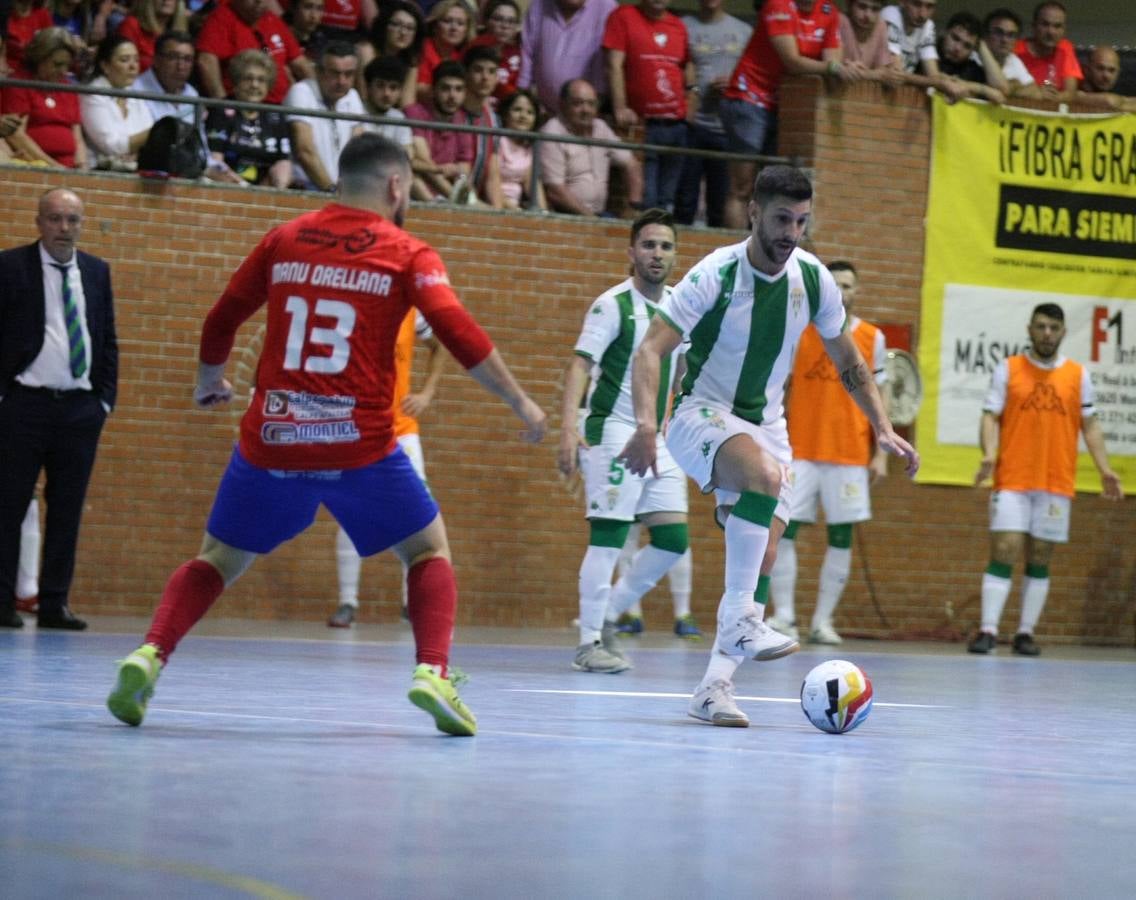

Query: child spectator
[115,0,187,72]
[416,0,476,105]
[2,26,86,167]
[497,87,546,210]
[367,0,423,108]
[460,42,503,206]
[204,49,293,188]
[81,33,153,169]
[469,0,521,104]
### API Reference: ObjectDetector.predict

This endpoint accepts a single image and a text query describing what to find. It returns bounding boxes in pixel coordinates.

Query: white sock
[980,572,1012,634]
[769,537,797,623]
[17,498,40,599]
[668,548,692,618]
[1018,576,1049,634]
[335,527,361,608]
[699,648,742,690]
[617,523,641,579]
[812,545,851,630]
[578,545,621,644]
[608,545,682,620]
[720,512,768,615]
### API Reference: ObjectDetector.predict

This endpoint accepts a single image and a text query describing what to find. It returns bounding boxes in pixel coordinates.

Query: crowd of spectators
[0,0,1132,219]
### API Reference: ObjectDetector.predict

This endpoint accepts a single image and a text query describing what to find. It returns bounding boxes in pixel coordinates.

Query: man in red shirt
[604,0,691,212]
[196,0,315,104]
[1014,1,1082,102]
[105,133,547,737]
[719,0,863,229]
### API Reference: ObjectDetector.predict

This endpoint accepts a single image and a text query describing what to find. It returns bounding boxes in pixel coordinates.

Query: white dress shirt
[17,243,93,392]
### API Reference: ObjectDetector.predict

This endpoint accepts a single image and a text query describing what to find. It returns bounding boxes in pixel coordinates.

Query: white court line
[505,689,949,709]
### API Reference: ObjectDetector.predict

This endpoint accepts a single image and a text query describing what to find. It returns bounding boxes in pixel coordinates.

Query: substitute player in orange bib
[766,261,888,645]
[106,133,546,735]
[969,302,1122,656]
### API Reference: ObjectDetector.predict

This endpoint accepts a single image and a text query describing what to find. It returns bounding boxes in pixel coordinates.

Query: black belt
[9,383,93,400]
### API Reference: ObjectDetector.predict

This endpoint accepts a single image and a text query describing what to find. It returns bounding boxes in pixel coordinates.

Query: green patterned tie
[52,263,87,378]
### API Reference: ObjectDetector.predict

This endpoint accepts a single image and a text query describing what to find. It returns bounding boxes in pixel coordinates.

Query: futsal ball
[800,660,873,734]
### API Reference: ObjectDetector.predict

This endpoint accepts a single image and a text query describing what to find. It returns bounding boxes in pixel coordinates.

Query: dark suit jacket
[0,242,118,410]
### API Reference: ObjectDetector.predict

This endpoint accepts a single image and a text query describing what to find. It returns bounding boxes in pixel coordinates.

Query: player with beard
[968,303,1122,657]
[558,209,692,673]
[106,133,547,736]
[619,166,918,726]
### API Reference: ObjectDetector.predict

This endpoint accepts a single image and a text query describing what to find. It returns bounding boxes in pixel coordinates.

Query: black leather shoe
[0,608,24,628]
[37,607,88,631]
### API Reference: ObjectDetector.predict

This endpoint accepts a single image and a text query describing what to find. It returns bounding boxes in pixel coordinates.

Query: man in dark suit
[0,188,118,630]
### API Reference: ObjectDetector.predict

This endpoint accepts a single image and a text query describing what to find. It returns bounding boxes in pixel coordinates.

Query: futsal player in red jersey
[107,133,547,736]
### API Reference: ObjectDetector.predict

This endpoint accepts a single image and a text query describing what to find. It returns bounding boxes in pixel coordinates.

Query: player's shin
[145,559,226,662]
[407,556,457,677]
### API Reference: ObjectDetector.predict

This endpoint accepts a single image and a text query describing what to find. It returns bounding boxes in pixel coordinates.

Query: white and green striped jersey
[658,241,845,426]
[574,278,681,445]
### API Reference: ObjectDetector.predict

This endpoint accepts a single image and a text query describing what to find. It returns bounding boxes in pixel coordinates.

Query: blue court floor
[2,618,1135,899]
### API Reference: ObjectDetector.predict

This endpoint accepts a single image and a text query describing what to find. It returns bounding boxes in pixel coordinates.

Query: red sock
[145,559,225,663]
[406,556,456,675]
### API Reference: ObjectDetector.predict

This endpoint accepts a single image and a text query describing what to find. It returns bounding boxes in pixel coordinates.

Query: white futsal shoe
[688,679,749,727]
[715,610,799,661]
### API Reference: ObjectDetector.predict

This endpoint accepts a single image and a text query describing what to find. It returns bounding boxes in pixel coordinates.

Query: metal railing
[0,76,793,215]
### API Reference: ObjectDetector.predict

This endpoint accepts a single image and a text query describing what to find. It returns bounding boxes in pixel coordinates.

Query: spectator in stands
[405,58,475,201]
[133,30,199,128]
[520,0,617,116]
[285,0,329,60]
[460,42,503,206]
[116,0,187,73]
[416,0,476,105]
[604,0,689,214]
[2,26,85,167]
[315,0,373,47]
[469,0,522,104]
[196,0,314,105]
[882,2,969,102]
[50,0,111,79]
[839,0,900,73]
[285,40,365,191]
[367,0,423,108]
[6,0,55,72]
[204,49,293,187]
[982,8,1038,98]
[1014,1,1081,101]
[360,55,413,149]
[497,87,546,210]
[674,0,750,228]
[539,77,644,217]
[1076,46,1135,113]
[81,33,153,169]
[720,0,860,230]
[934,11,1007,103]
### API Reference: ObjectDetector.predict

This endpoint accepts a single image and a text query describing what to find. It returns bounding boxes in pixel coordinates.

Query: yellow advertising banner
[918,95,1136,490]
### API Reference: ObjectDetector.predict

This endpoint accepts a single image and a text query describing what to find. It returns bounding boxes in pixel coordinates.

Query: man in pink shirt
[840,0,900,71]
[520,0,618,115]
[1014,1,1082,101]
[539,78,644,216]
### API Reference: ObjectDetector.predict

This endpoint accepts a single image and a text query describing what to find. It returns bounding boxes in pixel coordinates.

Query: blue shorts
[719,97,774,156]
[206,446,439,556]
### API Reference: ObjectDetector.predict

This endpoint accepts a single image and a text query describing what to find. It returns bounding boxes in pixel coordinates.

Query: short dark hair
[93,33,136,77]
[319,40,359,67]
[338,132,410,192]
[1032,302,1065,322]
[154,30,195,58]
[364,55,409,86]
[946,12,981,37]
[630,208,675,245]
[983,7,1022,34]
[827,260,857,277]
[432,60,466,86]
[1032,2,1065,24]
[752,165,813,204]
[462,44,499,69]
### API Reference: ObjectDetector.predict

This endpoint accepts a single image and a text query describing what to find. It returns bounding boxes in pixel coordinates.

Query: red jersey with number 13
[200,203,491,471]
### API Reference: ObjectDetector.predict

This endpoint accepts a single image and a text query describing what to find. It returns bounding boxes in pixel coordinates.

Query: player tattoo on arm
[839,362,869,394]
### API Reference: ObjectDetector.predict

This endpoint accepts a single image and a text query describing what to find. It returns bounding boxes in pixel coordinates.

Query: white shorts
[396,432,426,481]
[580,428,687,521]
[666,399,793,523]
[789,460,872,525]
[989,490,1071,543]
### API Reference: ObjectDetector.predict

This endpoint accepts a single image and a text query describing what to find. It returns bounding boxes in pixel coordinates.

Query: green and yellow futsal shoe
[408,664,477,736]
[106,644,161,726]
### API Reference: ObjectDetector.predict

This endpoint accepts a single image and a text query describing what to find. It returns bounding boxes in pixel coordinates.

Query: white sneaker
[573,641,632,673]
[600,620,629,661]
[715,611,799,661]
[809,622,843,645]
[764,613,799,642]
[688,679,749,727]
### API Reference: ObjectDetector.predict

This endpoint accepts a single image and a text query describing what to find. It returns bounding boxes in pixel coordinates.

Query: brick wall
[3,78,1132,645]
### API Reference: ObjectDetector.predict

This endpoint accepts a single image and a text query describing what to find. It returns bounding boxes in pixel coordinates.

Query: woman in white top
[81,34,153,170]
[497,88,546,211]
